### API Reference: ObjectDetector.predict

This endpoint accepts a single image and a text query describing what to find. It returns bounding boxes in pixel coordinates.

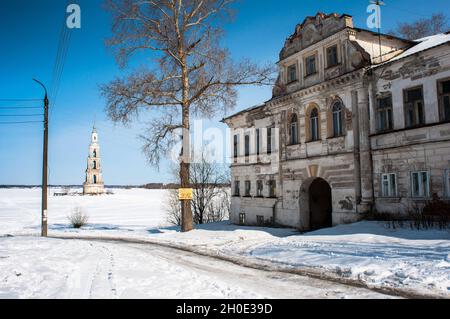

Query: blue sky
[0,0,449,185]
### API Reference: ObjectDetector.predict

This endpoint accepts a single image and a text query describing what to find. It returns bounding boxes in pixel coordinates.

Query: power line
[0,121,43,125]
[0,99,41,102]
[0,106,42,109]
[50,0,74,117]
[0,114,43,117]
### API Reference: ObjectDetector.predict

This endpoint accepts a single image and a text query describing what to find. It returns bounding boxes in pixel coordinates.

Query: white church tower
[83,126,105,195]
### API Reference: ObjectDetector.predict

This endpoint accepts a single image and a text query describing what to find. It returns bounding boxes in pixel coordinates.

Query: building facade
[223,13,450,231]
[83,126,105,195]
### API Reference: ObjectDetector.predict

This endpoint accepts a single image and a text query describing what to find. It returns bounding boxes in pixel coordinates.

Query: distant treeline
[0,183,231,190]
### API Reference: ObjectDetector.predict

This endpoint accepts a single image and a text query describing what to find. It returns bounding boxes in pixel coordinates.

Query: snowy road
[0,236,397,299]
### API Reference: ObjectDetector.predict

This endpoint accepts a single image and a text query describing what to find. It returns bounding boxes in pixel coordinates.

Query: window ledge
[286,79,299,85]
[325,63,342,70]
[305,140,322,145]
[378,197,402,202]
[327,135,346,141]
[304,72,318,79]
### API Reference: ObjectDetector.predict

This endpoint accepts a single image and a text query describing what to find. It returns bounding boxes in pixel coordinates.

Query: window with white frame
[411,171,430,198]
[438,79,450,122]
[404,87,425,128]
[381,173,397,197]
[239,213,245,225]
[290,114,299,145]
[310,108,320,141]
[332,101,344,137]
[376,95,393,132]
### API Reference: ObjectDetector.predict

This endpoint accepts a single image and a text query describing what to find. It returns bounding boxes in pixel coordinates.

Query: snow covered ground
[1,188,449,298]
[0,236,393,299]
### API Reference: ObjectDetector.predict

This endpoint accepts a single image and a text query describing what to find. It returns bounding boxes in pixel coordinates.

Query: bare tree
[101,0,274,232]
[190,151,229,224]
[165,152,230,226]
[389,13,449,40]
[164,188,182,226]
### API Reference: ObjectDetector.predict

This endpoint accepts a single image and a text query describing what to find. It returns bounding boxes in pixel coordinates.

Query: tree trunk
[180,160,193,232]
[180,54,194,232]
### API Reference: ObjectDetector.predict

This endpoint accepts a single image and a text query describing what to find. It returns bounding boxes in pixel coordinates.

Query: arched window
[332,101,344,137]
[93,175,97,184]
[93,149,97,158]
[290,114,298,145]
[93,161,97,169]
[310,108,320,141]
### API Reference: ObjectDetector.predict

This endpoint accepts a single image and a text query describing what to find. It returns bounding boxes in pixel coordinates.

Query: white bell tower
[83,126,105,195]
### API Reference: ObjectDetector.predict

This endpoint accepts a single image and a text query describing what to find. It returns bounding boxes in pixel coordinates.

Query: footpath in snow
[1,188,449,298]
[50,221,450,298]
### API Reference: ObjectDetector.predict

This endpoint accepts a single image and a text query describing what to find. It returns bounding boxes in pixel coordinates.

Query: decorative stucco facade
[223,13,450,231]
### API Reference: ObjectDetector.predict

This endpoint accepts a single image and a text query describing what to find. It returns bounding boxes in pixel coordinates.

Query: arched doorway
[299,177,333,231]
[309,178,332,230]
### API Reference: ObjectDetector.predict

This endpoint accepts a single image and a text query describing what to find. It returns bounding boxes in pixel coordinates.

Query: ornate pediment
[279,12,353,60]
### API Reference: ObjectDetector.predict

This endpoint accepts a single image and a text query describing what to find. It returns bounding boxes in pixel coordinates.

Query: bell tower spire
[83,125,105,195]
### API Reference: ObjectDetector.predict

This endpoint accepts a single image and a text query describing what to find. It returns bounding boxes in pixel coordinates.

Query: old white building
[223,13,450,231]
[83,126,105,195]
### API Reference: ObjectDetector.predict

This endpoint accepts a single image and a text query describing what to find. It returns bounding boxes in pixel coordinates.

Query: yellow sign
[179,188,193,200]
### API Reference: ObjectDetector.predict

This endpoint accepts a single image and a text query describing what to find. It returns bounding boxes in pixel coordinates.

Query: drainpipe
[352,89,362,210]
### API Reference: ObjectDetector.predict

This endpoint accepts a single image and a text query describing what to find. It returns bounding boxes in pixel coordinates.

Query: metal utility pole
[33,78,49,237]
[371,0,385,63]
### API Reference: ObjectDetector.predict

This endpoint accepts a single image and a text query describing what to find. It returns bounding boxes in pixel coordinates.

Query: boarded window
[256,180,263,197]
[234,181,240,196]
[269,180,277,198]
[267,128,273,154]
[305,55,316,76]
[257,216,264,226]
[445,170,450,198]
[245,134,250,157]
[245,181,251,197]
[326,45,338,67]
[256,129,261,156]
[233,135,239,158]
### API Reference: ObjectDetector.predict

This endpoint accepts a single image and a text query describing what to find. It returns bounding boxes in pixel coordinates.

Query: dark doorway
[309,178,332,230]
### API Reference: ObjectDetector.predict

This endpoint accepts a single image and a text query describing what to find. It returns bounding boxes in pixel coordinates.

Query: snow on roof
[378,32,450,66]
